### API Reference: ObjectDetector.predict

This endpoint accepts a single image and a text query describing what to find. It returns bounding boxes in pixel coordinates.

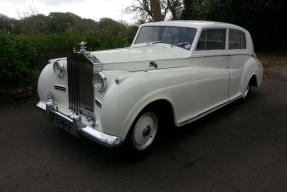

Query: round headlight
[94,72,107,92]
[53,60,64,78]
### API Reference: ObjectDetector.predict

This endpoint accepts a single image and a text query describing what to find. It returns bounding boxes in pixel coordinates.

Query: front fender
[98,70,176,140]
[38,59,69,107]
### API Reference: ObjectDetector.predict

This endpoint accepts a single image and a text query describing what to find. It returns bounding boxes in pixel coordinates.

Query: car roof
[141,20,247,32]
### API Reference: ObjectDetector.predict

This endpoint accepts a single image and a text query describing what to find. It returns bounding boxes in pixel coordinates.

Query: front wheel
[126,111,159,156]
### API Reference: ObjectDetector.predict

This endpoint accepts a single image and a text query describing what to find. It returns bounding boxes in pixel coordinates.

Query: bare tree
[166,0,183,19]
[150,0,164,21]
[125,0,183,22]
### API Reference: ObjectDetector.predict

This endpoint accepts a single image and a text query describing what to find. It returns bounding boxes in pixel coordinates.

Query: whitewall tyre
[127,110,159,156]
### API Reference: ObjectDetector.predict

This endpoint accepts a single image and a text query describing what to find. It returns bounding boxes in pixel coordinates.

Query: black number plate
[52,112,73,133]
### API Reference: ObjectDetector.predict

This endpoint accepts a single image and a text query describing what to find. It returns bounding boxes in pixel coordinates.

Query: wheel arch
[250,75,258,87]
[240,57,263,96]
[122,97,176,141]
[140,99,175,124]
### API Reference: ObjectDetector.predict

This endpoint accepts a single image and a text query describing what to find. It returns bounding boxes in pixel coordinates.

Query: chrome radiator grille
[67,53,94,113]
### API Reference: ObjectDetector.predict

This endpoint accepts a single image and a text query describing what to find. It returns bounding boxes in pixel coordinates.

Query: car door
[178,28,230,125]
[226,28,249,100]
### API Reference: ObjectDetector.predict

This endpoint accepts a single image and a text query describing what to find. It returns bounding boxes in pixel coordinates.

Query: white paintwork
[91,44,190,64]
[37,21,263,143]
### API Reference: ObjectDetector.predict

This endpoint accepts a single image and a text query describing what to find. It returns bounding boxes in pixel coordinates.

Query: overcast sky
[0,0,135,23]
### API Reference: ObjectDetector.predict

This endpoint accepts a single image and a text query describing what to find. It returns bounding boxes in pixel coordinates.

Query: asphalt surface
[0,76,287,192]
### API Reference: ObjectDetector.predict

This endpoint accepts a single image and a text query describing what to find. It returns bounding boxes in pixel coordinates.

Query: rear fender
[240,57,263,96]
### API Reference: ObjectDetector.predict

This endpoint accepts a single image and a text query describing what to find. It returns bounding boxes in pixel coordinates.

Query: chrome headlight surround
[53,60,65,78]
[93,72,107,92]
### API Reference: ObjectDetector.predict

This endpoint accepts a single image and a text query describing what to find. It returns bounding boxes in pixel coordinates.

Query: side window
[196,29,226,50]
[229,29,246,49]
[229,29,241,49]
[196,30,207,50]
[206,29,226,50]
[241,32,246,49]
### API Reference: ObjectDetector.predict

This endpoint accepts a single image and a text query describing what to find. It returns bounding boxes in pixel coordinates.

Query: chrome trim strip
[191,52,252,58]
[54,85,66,91]
[95,99,102,108]
[36,101,121,147]
[179,96,242,126]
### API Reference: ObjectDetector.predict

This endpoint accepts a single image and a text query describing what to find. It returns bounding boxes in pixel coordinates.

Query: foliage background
[0,0,286,87]
[0,13,137,86]
[180,0,287,53]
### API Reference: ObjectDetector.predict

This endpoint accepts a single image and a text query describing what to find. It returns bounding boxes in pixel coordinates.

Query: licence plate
[52,112,73,133]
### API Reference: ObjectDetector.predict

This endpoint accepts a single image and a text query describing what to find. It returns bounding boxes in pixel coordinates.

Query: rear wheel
[242,81,252,100]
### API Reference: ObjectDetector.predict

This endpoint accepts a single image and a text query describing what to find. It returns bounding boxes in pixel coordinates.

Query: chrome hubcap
[142,125,151,137]
[132,112,158,150]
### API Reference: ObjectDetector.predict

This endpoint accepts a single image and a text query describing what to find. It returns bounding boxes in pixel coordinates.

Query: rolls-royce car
[37,21,263,154]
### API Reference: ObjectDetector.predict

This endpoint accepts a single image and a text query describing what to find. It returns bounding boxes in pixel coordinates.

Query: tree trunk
[150,0,164,21]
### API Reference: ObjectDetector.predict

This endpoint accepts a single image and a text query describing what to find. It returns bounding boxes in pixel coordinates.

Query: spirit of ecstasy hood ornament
[74,41,103,72]
[79,41,87,52]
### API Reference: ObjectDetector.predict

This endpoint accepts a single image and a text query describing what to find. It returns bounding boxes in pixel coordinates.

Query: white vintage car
[37,21,263,154]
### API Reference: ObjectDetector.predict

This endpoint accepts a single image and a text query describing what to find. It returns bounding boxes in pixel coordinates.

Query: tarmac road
[0,76,287,192]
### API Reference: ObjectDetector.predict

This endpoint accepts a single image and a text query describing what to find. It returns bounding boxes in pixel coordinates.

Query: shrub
[0,31,38,86]
[0,16,138,87]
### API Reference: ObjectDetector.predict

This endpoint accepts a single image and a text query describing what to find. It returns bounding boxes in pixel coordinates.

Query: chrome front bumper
[36,101,122,148]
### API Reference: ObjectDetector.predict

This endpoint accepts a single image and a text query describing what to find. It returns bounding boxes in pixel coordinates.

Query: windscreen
[134,26,197,50]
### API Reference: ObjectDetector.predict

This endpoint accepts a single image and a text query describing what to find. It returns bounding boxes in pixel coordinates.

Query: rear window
[229,29,246,49]
[196,29,226,50]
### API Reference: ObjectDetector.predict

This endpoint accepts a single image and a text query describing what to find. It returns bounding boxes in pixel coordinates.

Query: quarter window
[229,29,246,49]
[196,29,226,50]
[241,32,246,49]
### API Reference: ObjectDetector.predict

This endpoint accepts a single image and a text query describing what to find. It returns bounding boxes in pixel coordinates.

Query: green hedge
[0,30,134,86]
[0,32,38,86]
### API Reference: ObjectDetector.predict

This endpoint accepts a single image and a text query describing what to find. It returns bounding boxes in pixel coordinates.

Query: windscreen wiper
[177,42,190,46]
[148,41,163,45]
[176,42,191,49]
